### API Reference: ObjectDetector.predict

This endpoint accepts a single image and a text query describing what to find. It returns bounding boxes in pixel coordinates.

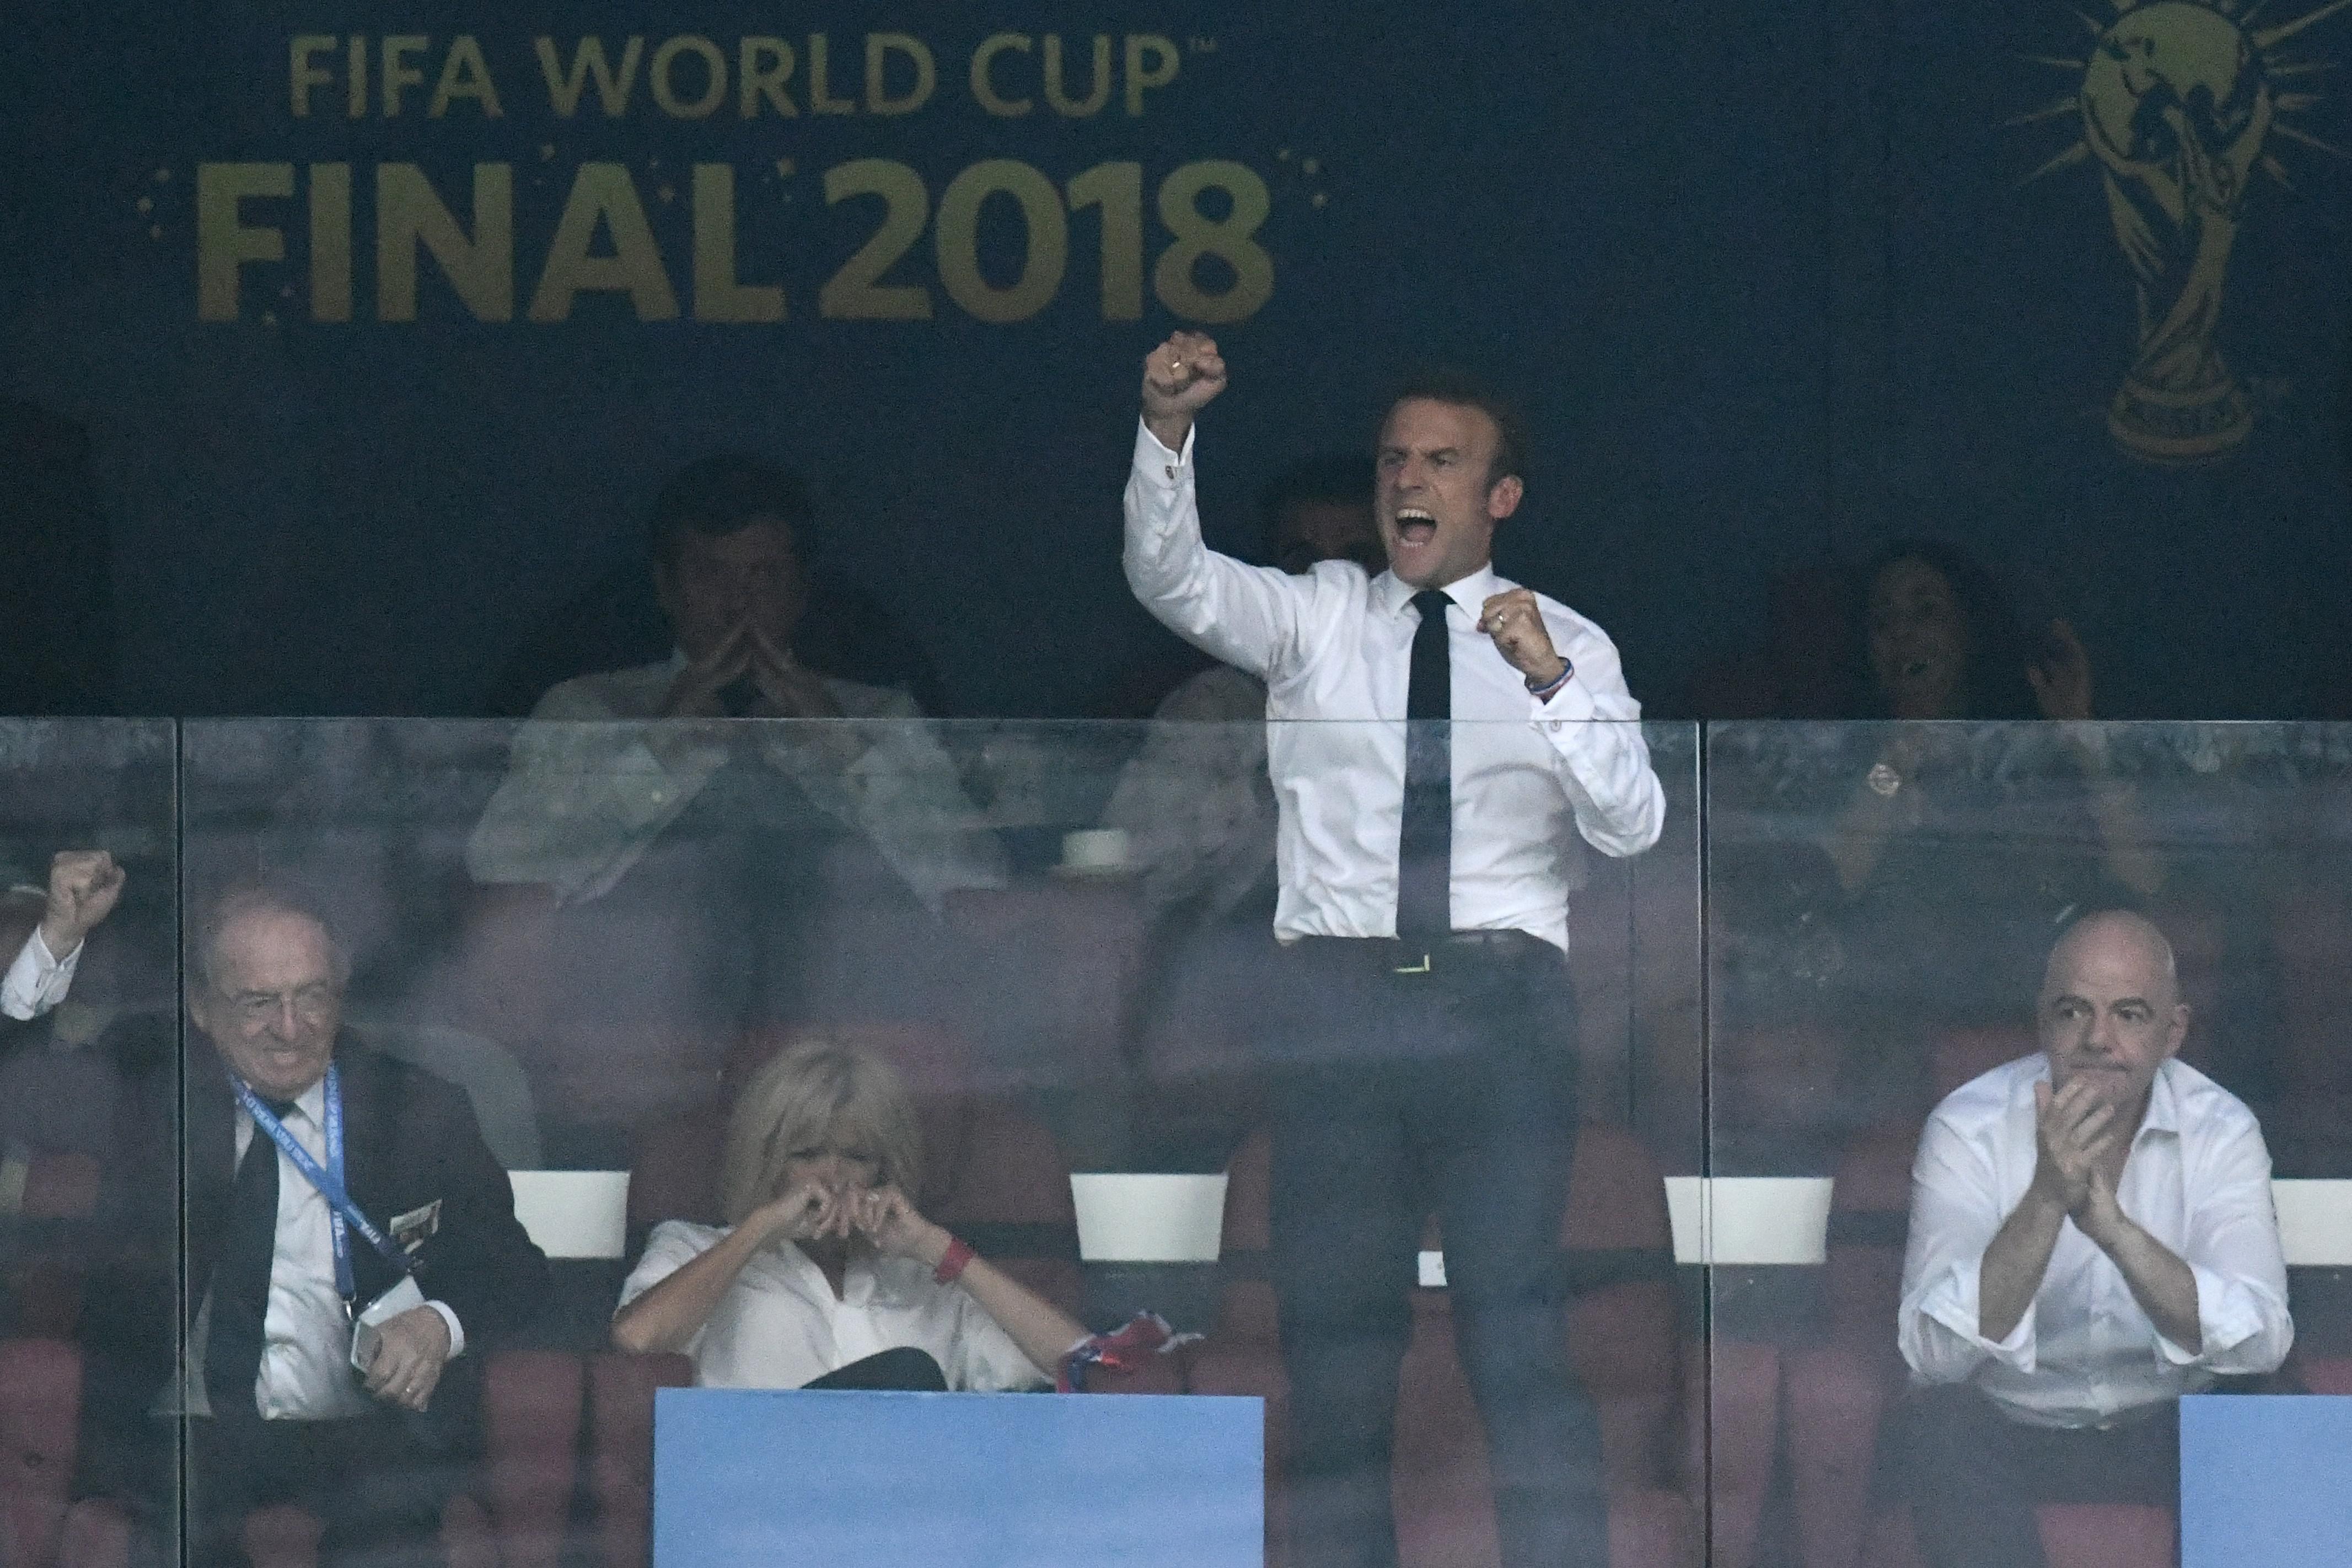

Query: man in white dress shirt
[466,455,1003,1136]
[1123,333,1664,1568]
[1895,909,2292,1568]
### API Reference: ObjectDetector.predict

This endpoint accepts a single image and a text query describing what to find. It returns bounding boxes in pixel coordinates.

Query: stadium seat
[943,882,1147,1096]
[481,1349,586,1568]
[0,1338,83,1568]
[2034,1503,2175,1568]
[2,1151,103,1338]
[588,1351,694,1568]
[1695,1339,1780,1568]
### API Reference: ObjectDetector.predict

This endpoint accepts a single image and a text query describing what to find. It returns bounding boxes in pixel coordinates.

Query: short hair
[719,1039,923,1226]
[2044,908,2180,1001]
[648,454,814,571]
[1380,369,1529,491]
[189,882,351,994]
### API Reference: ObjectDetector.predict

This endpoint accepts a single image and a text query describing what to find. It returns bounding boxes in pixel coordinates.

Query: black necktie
[205,1101,293,1414]
[1397,590,1453,941]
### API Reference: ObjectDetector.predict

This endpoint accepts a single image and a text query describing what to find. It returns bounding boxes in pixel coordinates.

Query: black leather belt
[1289,929,1552,975]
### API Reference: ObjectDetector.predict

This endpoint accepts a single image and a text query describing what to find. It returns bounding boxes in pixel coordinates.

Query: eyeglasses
[226,984,340,1025]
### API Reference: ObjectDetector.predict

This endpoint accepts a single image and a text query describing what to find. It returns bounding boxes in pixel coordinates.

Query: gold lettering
[1043,35,1111,117]
[692,164,783,321]
[382,36,428,117]
[527,163,678,321]
[970,34,1033,116]
[807,33,853,114]
[290,36,336,118]
[429,36,502,117]
[650,35,726,118]
[196,163,293,322]
[309,163,352,321]
[378,163,514,321]
[1124,34,1179,116]
[534,37,643,117]
[739,37,796,116]
[866,33,935,115]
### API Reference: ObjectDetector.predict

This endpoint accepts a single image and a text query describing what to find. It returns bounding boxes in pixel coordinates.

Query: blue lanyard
[232,1064,411,1305]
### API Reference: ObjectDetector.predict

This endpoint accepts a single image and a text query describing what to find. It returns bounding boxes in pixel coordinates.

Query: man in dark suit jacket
[88,885,547,1566]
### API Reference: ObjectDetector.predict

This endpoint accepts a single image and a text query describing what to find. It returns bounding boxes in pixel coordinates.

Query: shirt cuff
[427,1300,467,1360]
[1918,1260,2038,1374]
[2155,1263,2263,1368]
[1528,675,1600,728]
[1134,417,1195,483]
[0,927,79,1022]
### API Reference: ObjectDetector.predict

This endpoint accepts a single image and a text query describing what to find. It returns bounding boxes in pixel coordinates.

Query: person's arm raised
[1123,332,1314,680]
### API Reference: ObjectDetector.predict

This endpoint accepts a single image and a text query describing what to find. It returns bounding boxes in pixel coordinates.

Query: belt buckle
[1393,951,1432,975]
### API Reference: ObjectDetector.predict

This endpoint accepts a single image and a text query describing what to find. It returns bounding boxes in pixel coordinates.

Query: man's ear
[2164,1002,2191,1061]
[1485,474,1524,521]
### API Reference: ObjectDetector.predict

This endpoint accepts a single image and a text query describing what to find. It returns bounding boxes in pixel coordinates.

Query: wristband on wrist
[933,1236,976,1285]
[1527,662,1574,702]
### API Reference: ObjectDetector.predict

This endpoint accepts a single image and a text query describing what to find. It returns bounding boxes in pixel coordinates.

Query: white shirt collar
[1372,562,1502,619]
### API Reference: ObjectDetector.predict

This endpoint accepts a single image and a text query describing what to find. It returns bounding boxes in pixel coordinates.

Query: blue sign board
[654,1388,1264,1567]
[2180,1394,2352,1568]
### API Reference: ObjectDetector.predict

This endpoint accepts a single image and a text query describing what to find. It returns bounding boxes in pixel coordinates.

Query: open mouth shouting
[1388,507,1442,572]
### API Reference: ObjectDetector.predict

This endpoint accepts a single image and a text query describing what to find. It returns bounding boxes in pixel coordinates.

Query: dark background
[2,0,2346,720]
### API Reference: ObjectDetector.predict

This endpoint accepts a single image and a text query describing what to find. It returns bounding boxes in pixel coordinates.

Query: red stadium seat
[1787,1120,1915,1568]
[1695,1340,1780,1568]
[2272,887,2352,1094]
[943,882,1148,1095]
[587,1351,694,1568]
[3,1152,104,1339]
[1782,1343,1888,1568]
[0,1338,82,1568]
[2034,1503,2174,1568]
[481,1349,586,1568]
[2301,1356,2352,1395]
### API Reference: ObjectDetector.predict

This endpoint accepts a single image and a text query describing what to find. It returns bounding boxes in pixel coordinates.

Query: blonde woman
[611,1040,1088,1390]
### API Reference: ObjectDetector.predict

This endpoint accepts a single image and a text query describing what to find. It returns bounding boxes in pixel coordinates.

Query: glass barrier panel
[1706,720,2352,1568]
[171,715,1699,1568]
[0,719,178,1567]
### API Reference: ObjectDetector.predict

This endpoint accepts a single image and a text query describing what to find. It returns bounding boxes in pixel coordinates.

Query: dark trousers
[1894,1384,2179,1568]
[1267,936,1604,1568]
[187,1410,466,1568]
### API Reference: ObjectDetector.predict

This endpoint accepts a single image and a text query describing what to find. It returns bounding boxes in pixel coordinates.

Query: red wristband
[933,1236,975,1285]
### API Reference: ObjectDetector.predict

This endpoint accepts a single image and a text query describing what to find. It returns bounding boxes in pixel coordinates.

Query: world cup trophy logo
[2017,0,2348,464]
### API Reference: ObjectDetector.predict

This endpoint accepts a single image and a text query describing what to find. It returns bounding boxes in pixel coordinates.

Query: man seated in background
[1895,909,2292,1568]
[87,885,547,1567]
[466,455,1002,1144]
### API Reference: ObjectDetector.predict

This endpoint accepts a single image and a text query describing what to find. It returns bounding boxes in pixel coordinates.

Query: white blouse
[617,1221,1048,1393]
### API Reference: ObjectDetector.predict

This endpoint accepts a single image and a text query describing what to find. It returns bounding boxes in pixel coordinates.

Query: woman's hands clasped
[754,1179,951,1268]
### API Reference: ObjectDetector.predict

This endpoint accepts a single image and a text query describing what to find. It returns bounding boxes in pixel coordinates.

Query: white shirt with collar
[618,1220,1046,1393]
[1,926,80,1021]
[466,656,1007,907]
[1122,421,1665,951]
[181,1078,465,1421]
[1898,1054,2292,1429]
